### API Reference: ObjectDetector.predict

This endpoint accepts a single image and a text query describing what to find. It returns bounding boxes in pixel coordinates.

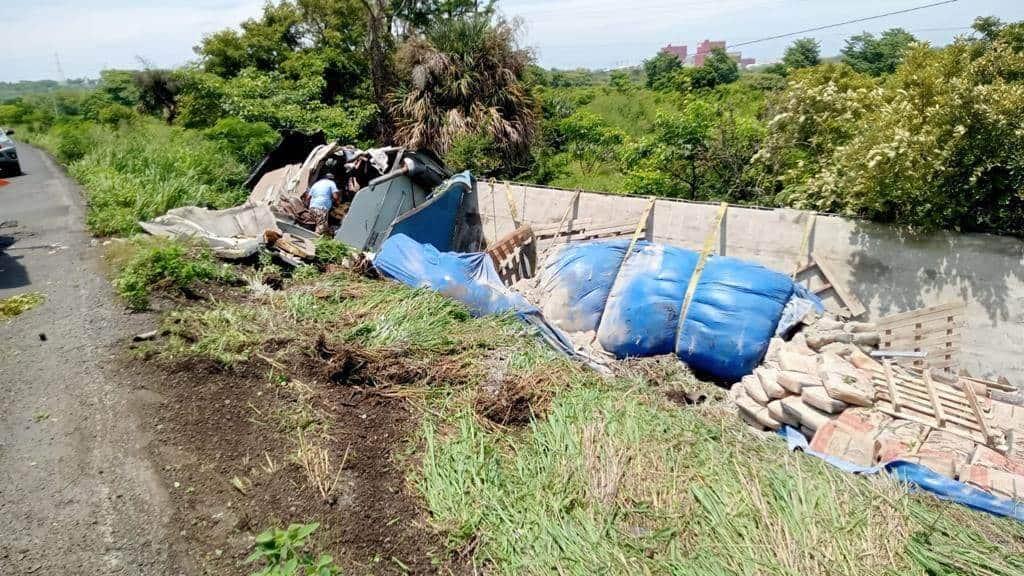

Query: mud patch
[126,354,453,575]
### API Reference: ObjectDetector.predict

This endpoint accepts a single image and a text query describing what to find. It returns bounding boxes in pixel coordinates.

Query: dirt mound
[475,371,559,426]
[315,335,466,387]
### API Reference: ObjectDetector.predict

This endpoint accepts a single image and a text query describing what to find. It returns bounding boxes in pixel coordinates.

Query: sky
[4,0,1024,82]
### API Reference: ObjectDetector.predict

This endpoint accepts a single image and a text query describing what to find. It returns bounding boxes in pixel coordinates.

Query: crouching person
[308,173,339,236]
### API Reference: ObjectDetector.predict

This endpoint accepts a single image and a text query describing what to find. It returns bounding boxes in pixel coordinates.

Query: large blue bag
[540,239,798,381]
[536,240,629,333]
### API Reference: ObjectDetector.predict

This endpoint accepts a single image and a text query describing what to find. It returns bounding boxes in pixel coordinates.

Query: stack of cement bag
[730,316,882,437]
[731,316,1024,499]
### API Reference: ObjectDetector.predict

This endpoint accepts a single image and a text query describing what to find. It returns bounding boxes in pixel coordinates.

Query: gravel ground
[0,144,187,575]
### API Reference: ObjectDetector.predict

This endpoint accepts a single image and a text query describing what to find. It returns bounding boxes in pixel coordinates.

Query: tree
[394,0,496,34]
[195,2,304,78]
[706,48,740,85]
[841,28,917,76]
[783,38,820,70]
[758,22,1024,235]
[558,110,624,172]
[390,15,536,167]
[643,51,682,91]
[134,69,181,123]
[609,70,634,92]
[691,48,739,89]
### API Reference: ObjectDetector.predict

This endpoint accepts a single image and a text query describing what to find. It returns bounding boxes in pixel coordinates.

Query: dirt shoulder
[128,349,449,575]
[0,145,187,574]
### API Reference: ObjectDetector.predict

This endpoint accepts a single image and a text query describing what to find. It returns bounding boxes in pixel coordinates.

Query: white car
[0,128,20,175]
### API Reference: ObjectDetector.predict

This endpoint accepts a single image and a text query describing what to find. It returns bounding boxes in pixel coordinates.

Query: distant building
[691,40,754,68]
[660,44,688,62]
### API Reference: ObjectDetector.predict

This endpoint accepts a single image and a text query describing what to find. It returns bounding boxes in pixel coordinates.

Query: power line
[731,0,961,48]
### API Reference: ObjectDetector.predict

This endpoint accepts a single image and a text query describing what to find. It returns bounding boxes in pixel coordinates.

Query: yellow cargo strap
[675,202,729,344]
[623,197,656,263]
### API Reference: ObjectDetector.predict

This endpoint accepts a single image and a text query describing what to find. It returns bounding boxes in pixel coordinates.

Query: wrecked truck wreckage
[139,132,1024,522]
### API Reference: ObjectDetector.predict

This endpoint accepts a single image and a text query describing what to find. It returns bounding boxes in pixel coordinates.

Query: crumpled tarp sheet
[784,427,1024,522]
[374,234,582,360]
[139,204,278,259]
[537,239,800,381]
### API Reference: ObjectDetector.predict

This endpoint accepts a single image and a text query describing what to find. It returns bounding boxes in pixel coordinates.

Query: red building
[692,40,754,68]
[660,44,688,62]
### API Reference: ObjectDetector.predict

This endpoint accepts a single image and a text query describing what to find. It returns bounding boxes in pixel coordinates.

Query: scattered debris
[133,330,159,342]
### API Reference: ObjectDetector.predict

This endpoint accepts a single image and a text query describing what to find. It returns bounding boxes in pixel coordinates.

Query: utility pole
[54,52,66,85]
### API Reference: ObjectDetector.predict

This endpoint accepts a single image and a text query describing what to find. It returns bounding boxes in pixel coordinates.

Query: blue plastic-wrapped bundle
[374,234,581,360]
[539,239,801,381]
[535,240,629,333]
[674,255,796,380]
[597,243,697,357]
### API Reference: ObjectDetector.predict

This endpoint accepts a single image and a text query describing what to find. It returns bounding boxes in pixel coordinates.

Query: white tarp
[139,204,279,259]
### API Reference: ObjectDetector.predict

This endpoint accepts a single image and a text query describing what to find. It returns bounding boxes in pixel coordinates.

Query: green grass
[21,118,249,236]
[108,236,235,310]
[152,271,1024,575]
[0,292,45,319]
[418,377,1024,574]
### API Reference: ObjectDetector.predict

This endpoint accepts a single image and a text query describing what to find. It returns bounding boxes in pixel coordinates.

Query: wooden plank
[922,370,946,427]
[878,314,964,333]
[876,301,963,325]
[880,323,963,339]
[874,395,982,433]
[876,406,986,444]
[962,375,1017,393]
[810,252,866,318]
[535,220,636,239]
[871,381,976,419]
[532,217,593,236]
[883,360,900,414]
[964,381,994,446]
[871,377,976,415]
[882,335,961,351]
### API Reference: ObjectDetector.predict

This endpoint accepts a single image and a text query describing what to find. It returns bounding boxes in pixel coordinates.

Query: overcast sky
[4,0,1024,82]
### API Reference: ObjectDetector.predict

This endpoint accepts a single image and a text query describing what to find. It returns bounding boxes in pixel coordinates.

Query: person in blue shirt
[307,173,339,236]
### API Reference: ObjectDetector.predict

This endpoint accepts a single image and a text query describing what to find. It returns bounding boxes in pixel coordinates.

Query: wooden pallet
[868,360,1003,448]
[877,301,964,374]
[486,225,535,286]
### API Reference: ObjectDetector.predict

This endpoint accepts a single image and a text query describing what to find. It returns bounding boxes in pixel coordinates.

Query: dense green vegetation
[2,8,1024,239]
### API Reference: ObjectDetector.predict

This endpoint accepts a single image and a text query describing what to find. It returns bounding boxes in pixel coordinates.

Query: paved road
[0,145,182,574]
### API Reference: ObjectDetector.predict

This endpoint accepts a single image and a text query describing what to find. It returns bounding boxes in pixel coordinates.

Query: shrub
[62,119,248,236]
[313,238,352,266]
[203,117,279,166]
[111,237,233,310]
[50,121,102,163]
[246,523,340,576]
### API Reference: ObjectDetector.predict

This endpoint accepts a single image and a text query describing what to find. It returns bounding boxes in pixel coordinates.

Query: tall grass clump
[109,236,234,310]
[62,119,248,236]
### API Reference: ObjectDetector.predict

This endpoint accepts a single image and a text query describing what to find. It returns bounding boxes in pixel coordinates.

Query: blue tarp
[388,172,471,252]
[784,427,1024,522]
[374,233,580,359]
[540,239,807,381]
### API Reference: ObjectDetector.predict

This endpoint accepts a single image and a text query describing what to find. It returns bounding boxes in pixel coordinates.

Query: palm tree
[389,15,536,166]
